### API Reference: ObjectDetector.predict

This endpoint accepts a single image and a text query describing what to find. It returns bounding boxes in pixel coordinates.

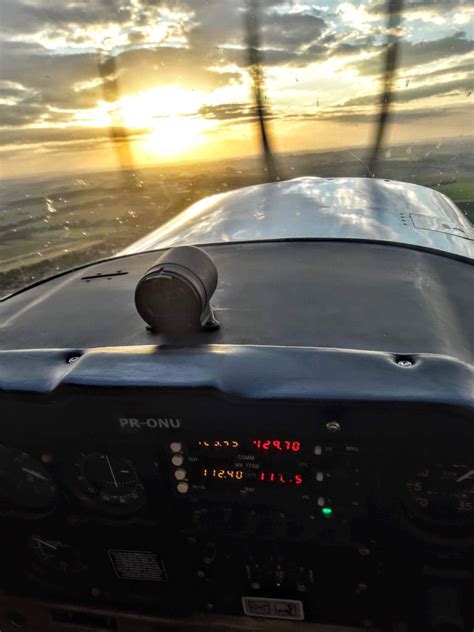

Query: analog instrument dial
[30,536,86,575]
[404,461,474,525]
[70,452,145,515]
[0,445,56,511]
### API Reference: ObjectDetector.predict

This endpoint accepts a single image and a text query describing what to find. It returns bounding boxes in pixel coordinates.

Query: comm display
[195,438,301,452]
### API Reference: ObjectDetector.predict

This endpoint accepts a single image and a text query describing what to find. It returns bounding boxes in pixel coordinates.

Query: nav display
[201,468,304,487]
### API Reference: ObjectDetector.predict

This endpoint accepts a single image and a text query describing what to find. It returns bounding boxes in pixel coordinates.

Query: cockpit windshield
[0,0,472,296]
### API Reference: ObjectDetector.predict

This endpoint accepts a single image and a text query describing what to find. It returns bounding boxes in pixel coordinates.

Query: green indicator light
[321,507,333,517]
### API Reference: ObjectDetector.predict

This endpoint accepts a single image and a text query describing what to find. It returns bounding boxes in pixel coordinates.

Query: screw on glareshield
[326,421,341,433]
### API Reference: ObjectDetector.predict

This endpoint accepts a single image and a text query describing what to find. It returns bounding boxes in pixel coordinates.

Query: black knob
[135,246,219,334]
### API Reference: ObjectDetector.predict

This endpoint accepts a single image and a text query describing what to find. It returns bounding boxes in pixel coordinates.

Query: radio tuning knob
[275,566,285,588]
[192,506,208,530]
[202,543,216,565]
[246,563,263,590]
[297,567,314,592]
[221,506,233,530]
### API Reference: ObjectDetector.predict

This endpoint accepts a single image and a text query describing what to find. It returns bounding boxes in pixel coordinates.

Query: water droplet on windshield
[44,197,57,214]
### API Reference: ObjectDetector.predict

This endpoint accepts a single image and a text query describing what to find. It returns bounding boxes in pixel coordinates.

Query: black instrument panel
[0,389,473,627]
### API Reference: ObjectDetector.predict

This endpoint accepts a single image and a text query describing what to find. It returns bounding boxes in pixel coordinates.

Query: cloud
[261,12,327,48]
[0,40,242,128]
[0,0,473,175]
[369,0,470,15]
[342,74,474,106]
[0,0,328,130]
[197,101,282,126]
[106,46,241,94]
[0,41,101,111]
[400,31,472,68]
[0,103,44,126]
[351,32,473,76]
[178,0,328,68]
[0,0,132,35]
[0,124,147,147]
[198,102,256,121]
[288,102,472,125]
[420,58,474,80]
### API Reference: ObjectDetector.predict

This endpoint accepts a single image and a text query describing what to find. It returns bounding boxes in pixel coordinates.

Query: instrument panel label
[118,417,181,430]
[108,550,168,582]
[242,596,304,620]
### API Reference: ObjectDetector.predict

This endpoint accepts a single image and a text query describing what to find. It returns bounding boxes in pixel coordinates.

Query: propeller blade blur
[245,0,279,182]
[98,53,135,178]
[367,0,404,177]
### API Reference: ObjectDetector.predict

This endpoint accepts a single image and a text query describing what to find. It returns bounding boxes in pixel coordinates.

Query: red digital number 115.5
[259,471,303,485]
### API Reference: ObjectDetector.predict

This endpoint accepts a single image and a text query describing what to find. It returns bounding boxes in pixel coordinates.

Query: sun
[119,86,206,121]
[142,117,208,158]
[109,86,216,160]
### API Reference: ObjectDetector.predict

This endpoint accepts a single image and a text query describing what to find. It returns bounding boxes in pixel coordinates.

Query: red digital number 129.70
[252,439,301,452]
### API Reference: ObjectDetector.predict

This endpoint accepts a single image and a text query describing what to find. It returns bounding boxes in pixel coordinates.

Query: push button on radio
[171,454,184,467]
[174,468,187,481]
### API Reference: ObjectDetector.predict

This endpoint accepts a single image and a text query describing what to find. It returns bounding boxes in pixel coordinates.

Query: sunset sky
[0,0,472,179]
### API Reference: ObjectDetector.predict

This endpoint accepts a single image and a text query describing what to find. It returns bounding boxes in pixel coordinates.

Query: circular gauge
[0,445,56,511]
[404,462,474,524]
[70,452,145,515]
[30,536,86,575]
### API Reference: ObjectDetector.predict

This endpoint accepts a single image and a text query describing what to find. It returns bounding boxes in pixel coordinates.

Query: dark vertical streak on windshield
[367,0,404,177]
[98,53,135,178]
[245,0,279,182]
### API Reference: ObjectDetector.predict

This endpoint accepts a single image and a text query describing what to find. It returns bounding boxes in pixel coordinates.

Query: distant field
[436,181,474,223]
[437,181,474,201]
